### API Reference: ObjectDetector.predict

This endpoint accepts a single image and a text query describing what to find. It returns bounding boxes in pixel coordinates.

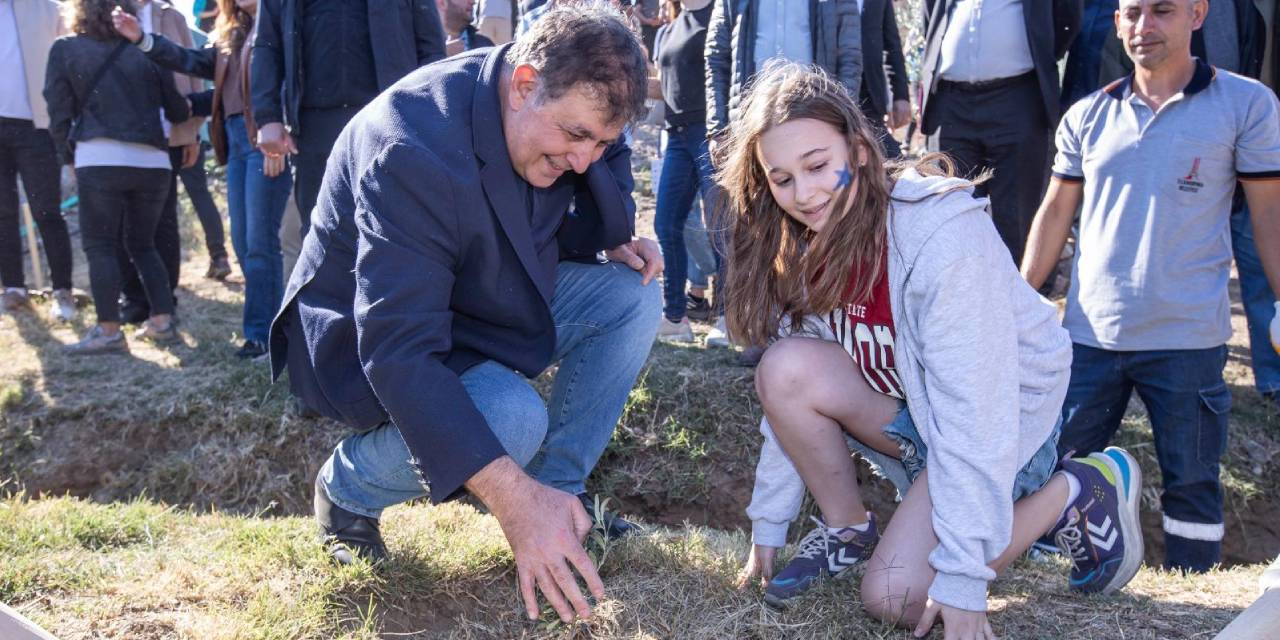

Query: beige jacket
[148,0,205,147]
[13,0,65,130]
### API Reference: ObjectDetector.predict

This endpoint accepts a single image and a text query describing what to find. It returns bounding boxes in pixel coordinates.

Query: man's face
[440,0,475,32]
[504,69,625,188]
[1116,0,1206,70]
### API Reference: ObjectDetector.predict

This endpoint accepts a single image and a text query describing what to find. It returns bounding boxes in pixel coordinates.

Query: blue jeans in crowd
[655,122,718,321]
[319,260,662,518]
[224,116,293,344]
[1059,343,1230,572]
[1230,199,1280,396]
[684,195,717,290]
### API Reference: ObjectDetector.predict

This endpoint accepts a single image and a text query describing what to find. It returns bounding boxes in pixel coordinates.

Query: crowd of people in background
[3,0,1280,636]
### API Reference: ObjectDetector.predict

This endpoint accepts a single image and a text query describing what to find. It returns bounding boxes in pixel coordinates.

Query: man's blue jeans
[655,123,718,321]
[1230,199,1280,396]
[319,260,662,518]
[1059,343,1231,572]
[225,116,293,343]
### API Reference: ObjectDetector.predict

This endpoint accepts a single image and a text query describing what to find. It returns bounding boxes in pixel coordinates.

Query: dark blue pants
[1059,343,1230,572]
[0,118,73,291]
[654,122,718,321]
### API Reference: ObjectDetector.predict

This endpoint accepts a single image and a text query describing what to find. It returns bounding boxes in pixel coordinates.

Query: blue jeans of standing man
[655,122,718,321]
[1230,199,1280,396]
[319,260,661,518]
[1059,343,1231,572]
[225,116,293,344]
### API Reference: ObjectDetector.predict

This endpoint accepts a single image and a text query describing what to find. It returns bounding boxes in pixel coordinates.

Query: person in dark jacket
[251,0,446,234]
[917,0,1083,266]
[858,0,910,158]
[114,0,294,361]
[271,6,660,622]
[44,0,190,354]
[703,0,862,143]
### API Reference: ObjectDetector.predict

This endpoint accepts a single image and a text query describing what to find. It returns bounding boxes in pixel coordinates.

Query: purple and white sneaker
[764,513,878,607]
[1052,447,1144,594]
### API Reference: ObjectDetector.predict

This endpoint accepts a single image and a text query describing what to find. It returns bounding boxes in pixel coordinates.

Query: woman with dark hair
[113,0,294,361]
[720,64,1143,638]
[44,0,190,354]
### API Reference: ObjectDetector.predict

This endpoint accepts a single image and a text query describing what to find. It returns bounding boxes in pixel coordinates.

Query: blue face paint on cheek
[834,165,854,190]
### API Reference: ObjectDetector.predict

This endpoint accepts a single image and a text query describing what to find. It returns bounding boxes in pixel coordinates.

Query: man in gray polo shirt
[1022,0,1280,573]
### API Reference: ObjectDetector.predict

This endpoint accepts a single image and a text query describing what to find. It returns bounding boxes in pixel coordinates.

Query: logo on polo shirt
[1178,157,1205,193]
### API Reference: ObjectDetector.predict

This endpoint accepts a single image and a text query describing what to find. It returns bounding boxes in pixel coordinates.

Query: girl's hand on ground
[735,544,777,590]
[913,598,995,640]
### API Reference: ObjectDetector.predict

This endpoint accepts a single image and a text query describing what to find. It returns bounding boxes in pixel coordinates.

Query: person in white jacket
[714,63,1145,639]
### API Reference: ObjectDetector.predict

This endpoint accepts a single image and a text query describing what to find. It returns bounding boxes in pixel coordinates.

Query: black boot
[578,493,635,541]
[314,475,388,565]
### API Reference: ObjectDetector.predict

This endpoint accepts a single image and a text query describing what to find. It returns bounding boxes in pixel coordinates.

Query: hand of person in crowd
[735,543,777,590]
[914,598,996,640]
[263,151,287,178]
[1271,301,1280,355]
[605,237,663,285]
[258,122,298,158]
[181,143,200,169]
[111,6,143,43]
[888,99,912,131]
[466,457,605,623]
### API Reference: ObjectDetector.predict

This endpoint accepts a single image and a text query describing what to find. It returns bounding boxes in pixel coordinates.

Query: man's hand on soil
[467,457,605,623]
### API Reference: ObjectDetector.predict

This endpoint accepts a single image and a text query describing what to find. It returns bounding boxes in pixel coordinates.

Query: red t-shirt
[827,250,904,399]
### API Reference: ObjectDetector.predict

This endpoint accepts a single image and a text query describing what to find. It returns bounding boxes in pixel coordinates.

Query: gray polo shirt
[1052,60,1280,351]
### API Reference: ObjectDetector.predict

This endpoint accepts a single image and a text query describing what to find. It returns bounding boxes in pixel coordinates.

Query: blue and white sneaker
[1052,447,1144,594]
[764,514,878,607]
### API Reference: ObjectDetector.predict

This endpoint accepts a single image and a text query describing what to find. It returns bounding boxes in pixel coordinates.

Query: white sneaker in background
[50,289,77,322]
[706,317,731,348]
[656,316,694,343]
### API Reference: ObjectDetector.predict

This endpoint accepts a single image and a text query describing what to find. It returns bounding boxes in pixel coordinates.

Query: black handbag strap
[74,40,131,122]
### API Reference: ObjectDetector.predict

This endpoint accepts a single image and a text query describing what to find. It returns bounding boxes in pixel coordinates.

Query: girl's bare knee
[754,338,814,405]
[859,566,926,628]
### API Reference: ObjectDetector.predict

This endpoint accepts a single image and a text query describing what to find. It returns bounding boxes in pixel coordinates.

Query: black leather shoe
[119,300,150,325]
[578,493,635,541]
[314,476,388,565]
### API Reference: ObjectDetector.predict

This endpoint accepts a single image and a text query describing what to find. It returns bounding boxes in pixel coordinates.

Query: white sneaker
[50,289,77,322]
[656,317,694,343]
[706,317,731,348]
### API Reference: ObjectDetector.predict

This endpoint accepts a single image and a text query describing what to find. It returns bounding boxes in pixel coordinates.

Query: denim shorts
[845,403,1062,501]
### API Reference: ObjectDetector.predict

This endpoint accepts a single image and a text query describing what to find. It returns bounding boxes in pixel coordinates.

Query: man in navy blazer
[269,6,661,623]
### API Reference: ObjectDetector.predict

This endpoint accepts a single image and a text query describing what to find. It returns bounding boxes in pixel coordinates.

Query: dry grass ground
[0,123,1277,638]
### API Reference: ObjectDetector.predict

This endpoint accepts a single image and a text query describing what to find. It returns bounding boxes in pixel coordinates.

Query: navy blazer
[270,46,636,502]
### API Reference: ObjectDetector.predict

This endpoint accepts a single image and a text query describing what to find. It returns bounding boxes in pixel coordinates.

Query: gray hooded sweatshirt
[746,169,1072,612]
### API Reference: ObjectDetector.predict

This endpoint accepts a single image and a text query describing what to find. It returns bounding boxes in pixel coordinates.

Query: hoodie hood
[886,167,990,270]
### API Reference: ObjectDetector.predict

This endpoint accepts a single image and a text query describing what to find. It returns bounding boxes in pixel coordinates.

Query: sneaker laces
[1054,507,1091,570]
[792,516,836,561]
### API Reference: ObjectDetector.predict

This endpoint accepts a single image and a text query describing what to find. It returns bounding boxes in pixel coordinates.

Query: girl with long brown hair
[722,64,1143,638]
[112,0,294,361]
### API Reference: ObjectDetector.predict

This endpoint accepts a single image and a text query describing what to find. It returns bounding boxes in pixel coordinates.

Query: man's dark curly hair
[66,0,135,42]
[505,2,649,125]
